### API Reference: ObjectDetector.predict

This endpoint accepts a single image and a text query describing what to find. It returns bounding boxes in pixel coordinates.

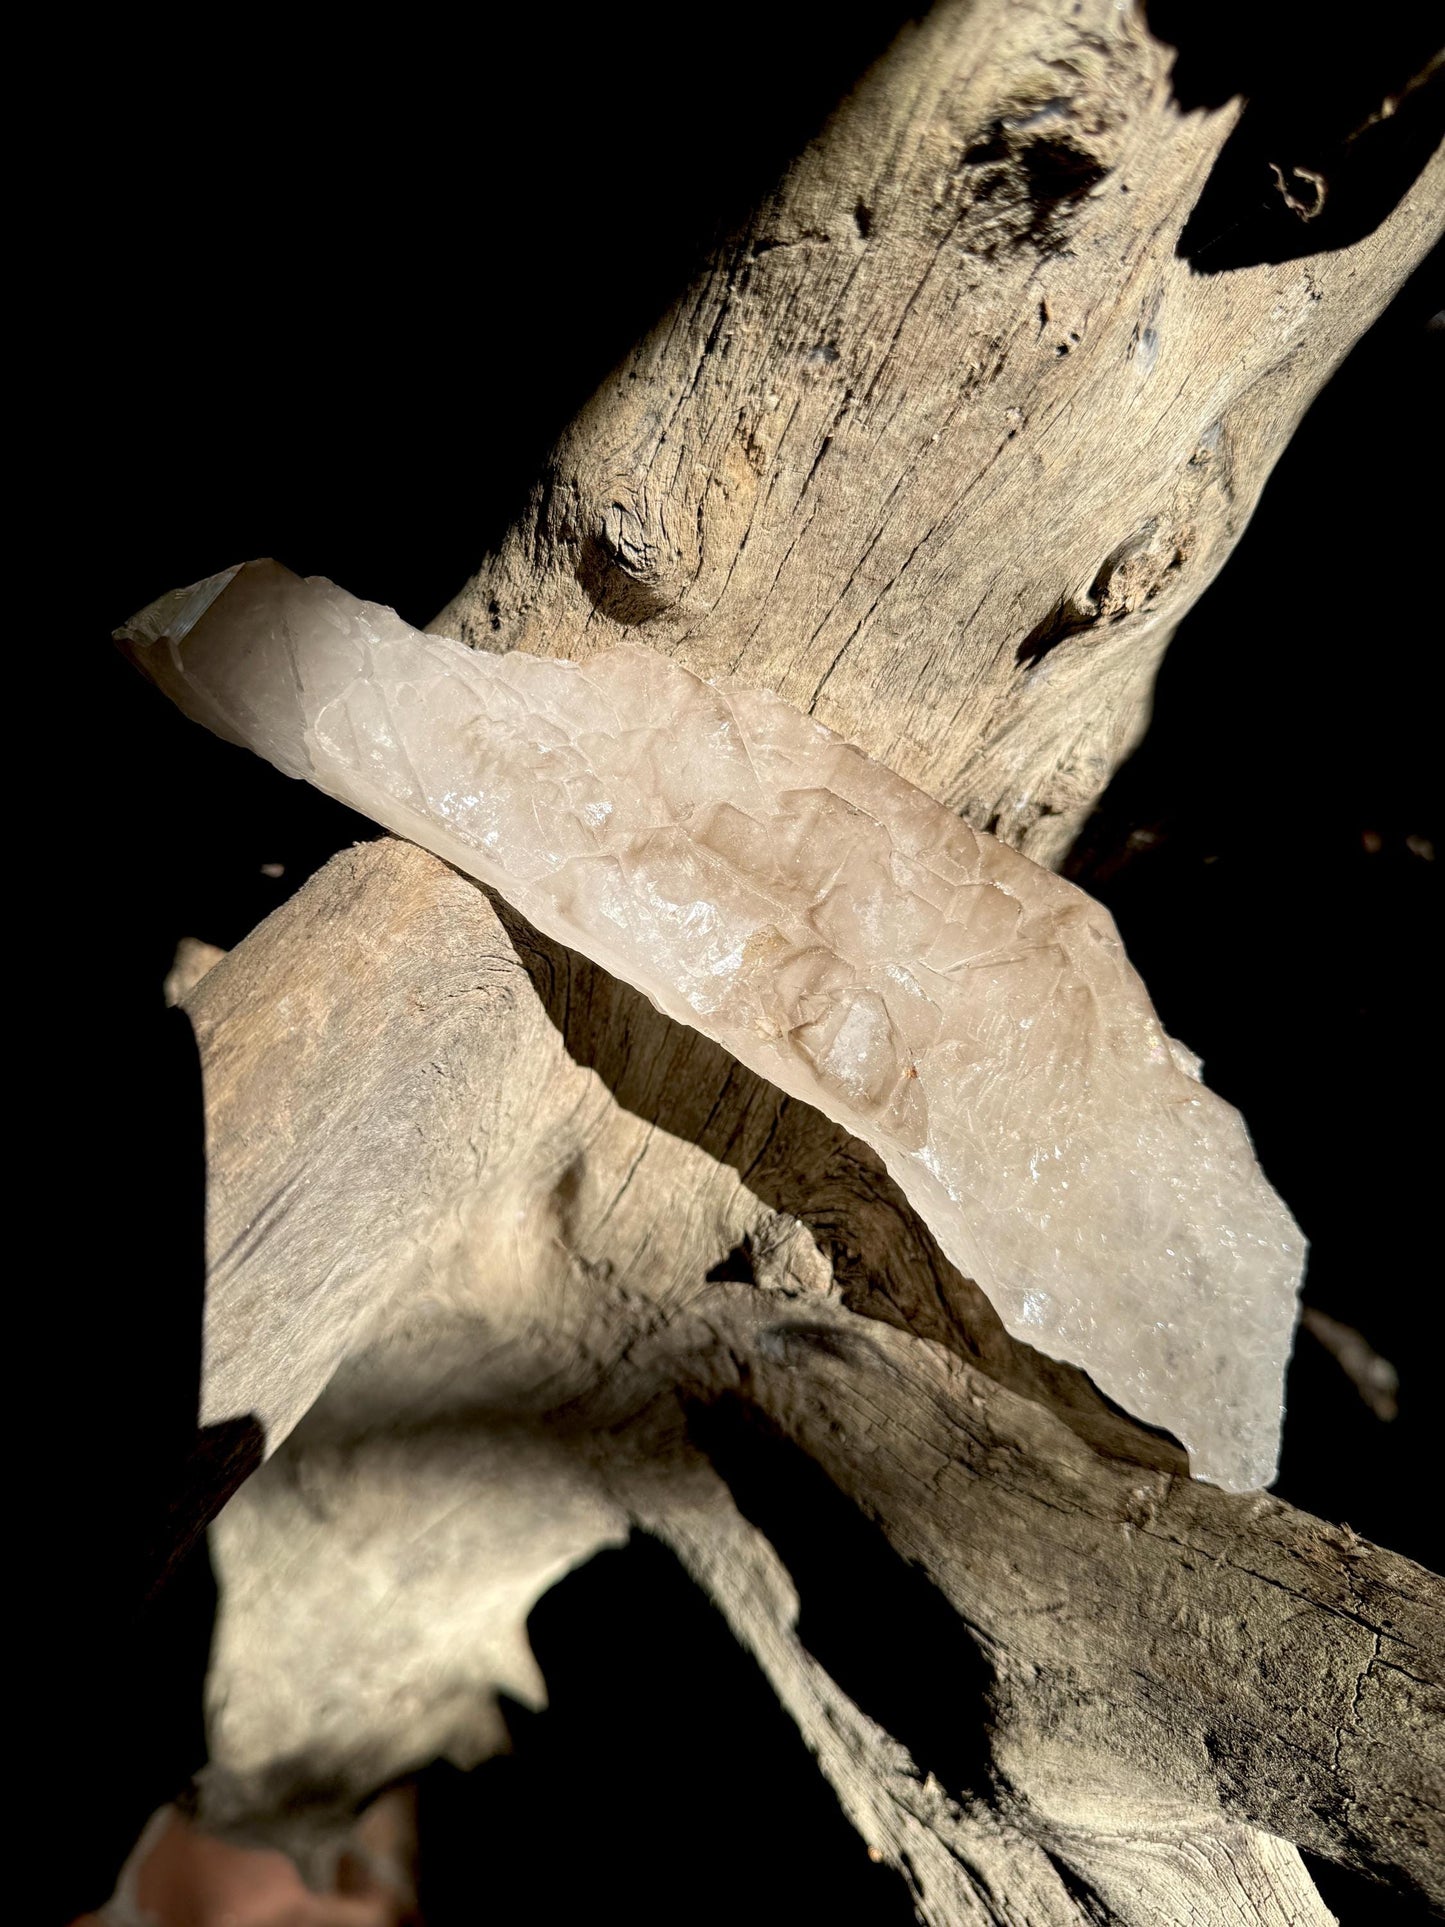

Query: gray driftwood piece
[179,5,1444,1922]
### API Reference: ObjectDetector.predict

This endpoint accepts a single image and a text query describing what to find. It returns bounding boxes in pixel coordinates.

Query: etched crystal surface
[118,561,1304,1489]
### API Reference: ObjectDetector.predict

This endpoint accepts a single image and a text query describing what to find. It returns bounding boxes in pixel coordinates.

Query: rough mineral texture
[119,560,1304,1488]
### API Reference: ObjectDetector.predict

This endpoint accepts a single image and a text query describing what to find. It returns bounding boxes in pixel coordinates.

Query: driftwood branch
[438,0,1442,867]
[187,843,1441,1919]
[155,3,1444,1920]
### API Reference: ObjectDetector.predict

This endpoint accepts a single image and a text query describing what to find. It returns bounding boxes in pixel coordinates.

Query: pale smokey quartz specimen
[118,561,1304,1489]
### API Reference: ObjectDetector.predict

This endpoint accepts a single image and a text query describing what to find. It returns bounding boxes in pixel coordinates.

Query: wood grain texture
[191,844,1441,1918]
[173,3,1444,1918]
[439,0,1443,866]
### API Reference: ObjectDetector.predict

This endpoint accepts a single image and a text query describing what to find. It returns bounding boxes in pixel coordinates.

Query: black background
[40,7,1441,1922]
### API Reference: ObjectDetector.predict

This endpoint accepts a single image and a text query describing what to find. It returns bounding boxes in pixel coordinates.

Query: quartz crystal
[118,561,1304,1489]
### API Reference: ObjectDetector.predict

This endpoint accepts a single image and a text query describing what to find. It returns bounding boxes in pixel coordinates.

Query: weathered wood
[165,3,1445,1919]
[439,0,1443,867]
[189,844,1442,1917]
[693,1293,1443,1901]
[657,1480,1338,1927]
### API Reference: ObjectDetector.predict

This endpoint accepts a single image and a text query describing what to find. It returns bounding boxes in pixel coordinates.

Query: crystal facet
[118,560,1305,1489]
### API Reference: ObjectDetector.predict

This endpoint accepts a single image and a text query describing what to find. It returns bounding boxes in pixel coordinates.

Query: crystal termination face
[118,561,1305,1490]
